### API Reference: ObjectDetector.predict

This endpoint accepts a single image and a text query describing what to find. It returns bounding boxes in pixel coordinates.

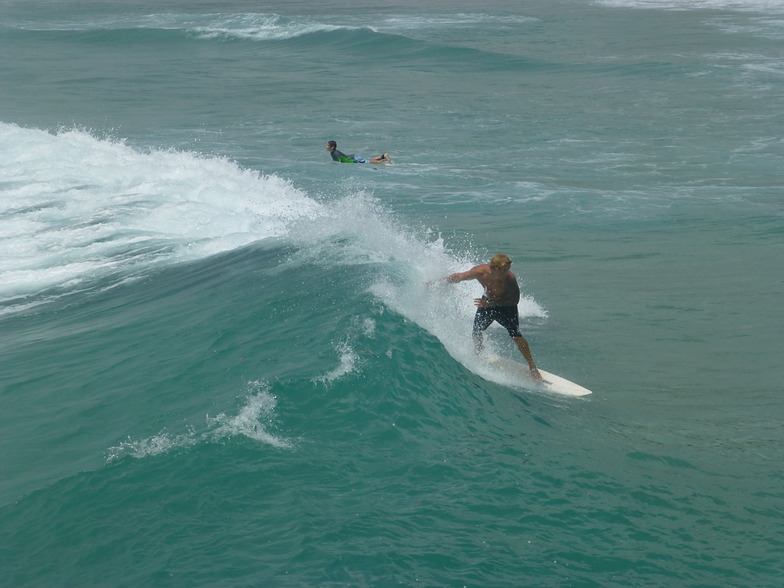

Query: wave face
[2,1,783,586]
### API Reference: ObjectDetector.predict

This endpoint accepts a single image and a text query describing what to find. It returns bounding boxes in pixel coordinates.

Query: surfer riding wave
[430,253,543,382]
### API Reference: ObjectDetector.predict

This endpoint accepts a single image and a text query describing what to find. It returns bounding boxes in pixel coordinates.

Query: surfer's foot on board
[529,367,544,383]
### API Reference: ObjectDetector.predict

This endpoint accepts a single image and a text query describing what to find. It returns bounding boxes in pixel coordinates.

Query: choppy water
[2,0,783,585]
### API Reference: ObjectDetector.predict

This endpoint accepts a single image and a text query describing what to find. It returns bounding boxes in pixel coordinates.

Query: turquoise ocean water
[2,0,783,585]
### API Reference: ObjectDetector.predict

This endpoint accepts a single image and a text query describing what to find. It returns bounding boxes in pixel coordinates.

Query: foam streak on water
[106,381,291,461]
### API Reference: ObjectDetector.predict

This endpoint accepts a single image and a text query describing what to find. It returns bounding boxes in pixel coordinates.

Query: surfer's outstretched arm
[426,271,470,286]
[425,265,483,287]
[446,266,485,283]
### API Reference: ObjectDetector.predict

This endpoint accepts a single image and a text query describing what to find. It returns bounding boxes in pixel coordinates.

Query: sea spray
[106,381,291,461]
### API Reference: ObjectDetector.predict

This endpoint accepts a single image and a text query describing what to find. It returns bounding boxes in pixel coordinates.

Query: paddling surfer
[326,140,390,164]
[434,253,543,382]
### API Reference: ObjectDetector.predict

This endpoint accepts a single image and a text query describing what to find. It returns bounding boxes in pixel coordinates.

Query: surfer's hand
[474,297,489,308]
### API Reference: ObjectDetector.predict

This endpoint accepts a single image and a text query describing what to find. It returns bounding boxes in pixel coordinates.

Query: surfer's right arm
[444,271,471,283]
[445,265,486,283]
[426,265,485,286]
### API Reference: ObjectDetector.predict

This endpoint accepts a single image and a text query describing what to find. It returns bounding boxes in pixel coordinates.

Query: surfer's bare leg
[369,153,391,164]
[512,336,543,382]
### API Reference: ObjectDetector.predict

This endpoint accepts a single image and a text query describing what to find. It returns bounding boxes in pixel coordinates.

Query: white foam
[105,429,199,462]
[0,123,322,308]
[188,13,354,41]
[314,342,360,385]
[106,381,291,461]
[373,13,537,31]
[206,383,292,448]
[594,0,784,13]
[362,317,377,338]
[5,12,356,40]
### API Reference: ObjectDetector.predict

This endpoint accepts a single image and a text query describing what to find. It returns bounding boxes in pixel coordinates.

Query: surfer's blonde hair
[490,253,512,269]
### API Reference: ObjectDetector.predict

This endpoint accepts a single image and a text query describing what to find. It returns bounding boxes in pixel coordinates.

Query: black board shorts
[473,305,523,338]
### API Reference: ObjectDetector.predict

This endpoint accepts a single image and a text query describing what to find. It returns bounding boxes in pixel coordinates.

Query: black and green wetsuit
[330,149,362,163]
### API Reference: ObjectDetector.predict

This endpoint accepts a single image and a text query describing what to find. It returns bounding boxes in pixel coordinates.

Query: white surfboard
[484,354,592,397]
